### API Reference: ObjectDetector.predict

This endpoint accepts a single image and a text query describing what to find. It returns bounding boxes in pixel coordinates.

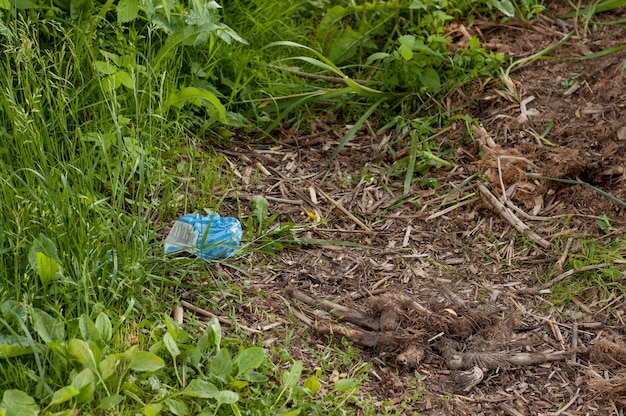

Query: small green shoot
[243,195,299,254]
[596,213,614,231]
[534,176,626,209]
[28,234,62,289]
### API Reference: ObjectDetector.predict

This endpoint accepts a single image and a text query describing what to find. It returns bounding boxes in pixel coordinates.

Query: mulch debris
[182,6,626,414]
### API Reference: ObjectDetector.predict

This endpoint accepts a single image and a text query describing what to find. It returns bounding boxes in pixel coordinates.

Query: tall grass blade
[273,56,344,77]
[506,31,574,75]
[541,44,626,61]
[560,0,626,18]
[264,88,353,133]
[264,41,344,75]
[534,176,626,208]
[330,99,383,161]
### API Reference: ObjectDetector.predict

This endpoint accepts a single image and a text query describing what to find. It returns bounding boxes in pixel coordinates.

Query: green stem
[506,31,574,76]
[533,175,626,208]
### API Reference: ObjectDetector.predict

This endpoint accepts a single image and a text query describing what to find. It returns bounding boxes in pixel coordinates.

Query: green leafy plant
[379,116,454,196]
[243,195,300,255]
[149,315,271,415]
[28,234,62,290]
[487,0,545,20]
[255,1,508,188]
[246,195,280,235]
[0,303,326,415]
[0,304,165,414]
[315,1,399,65]
[596,213,614,231]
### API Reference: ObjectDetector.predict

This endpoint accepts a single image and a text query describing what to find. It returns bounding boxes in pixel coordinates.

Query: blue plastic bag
[164,213,242,260]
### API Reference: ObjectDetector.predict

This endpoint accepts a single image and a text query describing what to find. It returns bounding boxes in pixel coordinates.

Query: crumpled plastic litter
[164,213,242,260]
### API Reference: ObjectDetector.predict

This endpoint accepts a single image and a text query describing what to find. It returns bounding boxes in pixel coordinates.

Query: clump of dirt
[181,5,626,414]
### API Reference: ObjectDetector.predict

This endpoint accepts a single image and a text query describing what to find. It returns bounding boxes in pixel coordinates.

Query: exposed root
[286,286,381,330]
[590,339,626,367]
[286,286,580,393]
[451,366,484,393]
[315,323,389,348]
[588,375,626,402]
[436,337,577,371]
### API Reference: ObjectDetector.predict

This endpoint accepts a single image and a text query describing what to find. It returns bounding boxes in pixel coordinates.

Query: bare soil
[189,5,626,415]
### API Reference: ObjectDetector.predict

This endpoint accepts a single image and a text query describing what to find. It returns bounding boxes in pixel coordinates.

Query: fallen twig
[571,321,578,363]
[313,185,374,234]
[286,286,380,330]
[290,306,313,326]
[315,323,386,347]
[556,236,573,273]
[554,388,580,415]
[478,183,550,249]
[267,64,380,86]
[425,198,476,221]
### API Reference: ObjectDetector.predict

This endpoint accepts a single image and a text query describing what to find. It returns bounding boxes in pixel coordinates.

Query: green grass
[0,2,378,413]
[4,0,605,413]
[545,237,626,306]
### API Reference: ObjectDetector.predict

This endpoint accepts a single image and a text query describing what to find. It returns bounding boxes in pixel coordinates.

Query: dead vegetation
[181,7,626,414]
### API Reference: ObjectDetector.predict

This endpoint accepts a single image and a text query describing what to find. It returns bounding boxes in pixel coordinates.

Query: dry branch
[478,183,550,248]
[437,337,578,391]
[313,185,374,234]
[556,236,573,273]
[425,198,476,221]
[439,339,576,371]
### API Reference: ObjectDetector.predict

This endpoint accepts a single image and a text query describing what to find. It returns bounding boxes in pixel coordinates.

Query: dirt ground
[188,4,626,415]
